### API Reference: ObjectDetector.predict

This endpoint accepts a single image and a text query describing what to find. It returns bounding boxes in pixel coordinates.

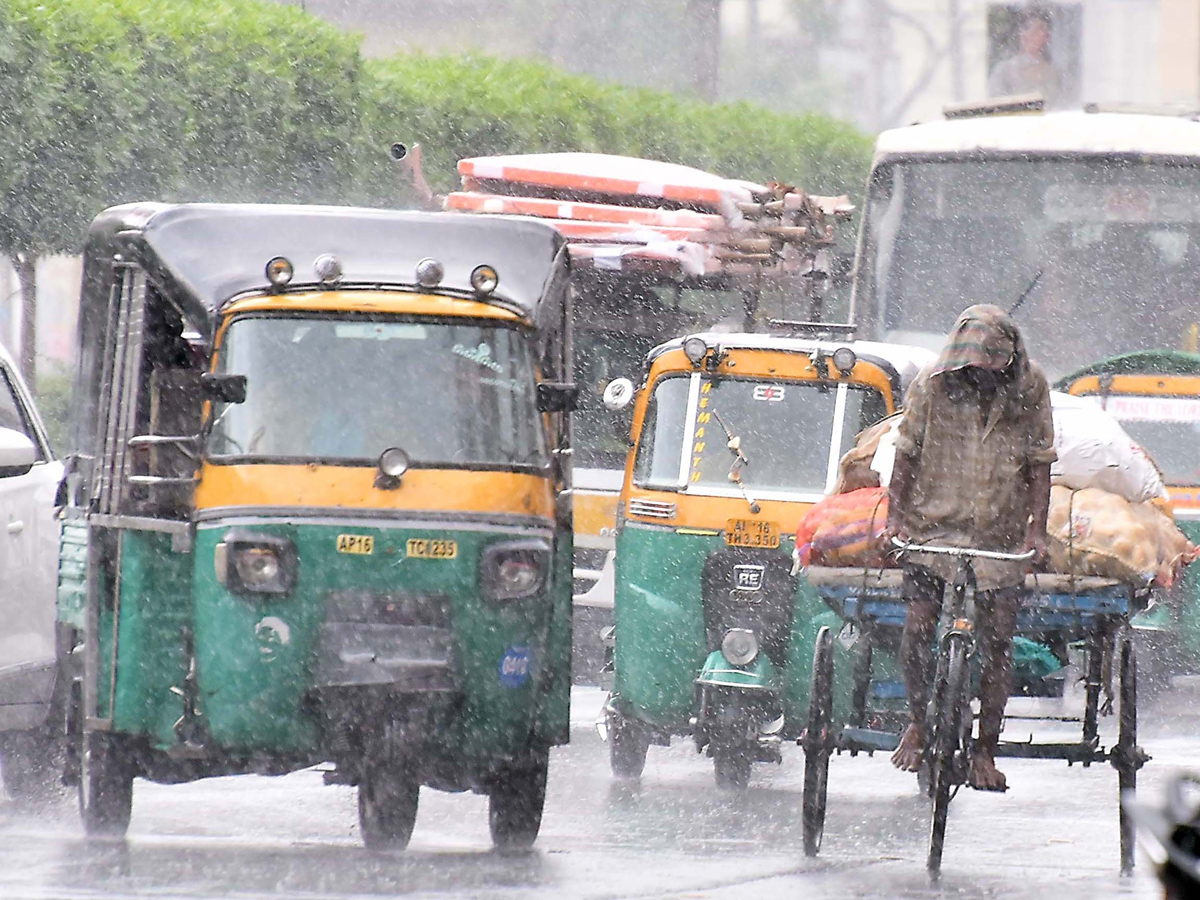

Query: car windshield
[862,158,1200,379]
[1094,394,1200,485]
[633,374,885,496]
[206,316,547,469]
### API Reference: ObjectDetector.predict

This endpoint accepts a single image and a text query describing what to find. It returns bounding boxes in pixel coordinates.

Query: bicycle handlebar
[890,537,1036,562]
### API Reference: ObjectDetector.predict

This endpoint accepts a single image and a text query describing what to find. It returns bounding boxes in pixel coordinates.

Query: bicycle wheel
[1116,634,1138,875]
[803,625,835,857]
[928,635,968,878]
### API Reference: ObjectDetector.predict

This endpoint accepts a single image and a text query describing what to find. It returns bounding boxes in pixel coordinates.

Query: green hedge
[363,53,872,203]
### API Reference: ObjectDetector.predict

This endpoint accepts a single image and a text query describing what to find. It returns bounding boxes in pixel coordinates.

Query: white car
[0,345,64,801]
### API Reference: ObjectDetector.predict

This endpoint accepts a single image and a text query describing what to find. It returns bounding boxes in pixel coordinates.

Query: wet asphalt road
[1,679,1196,900]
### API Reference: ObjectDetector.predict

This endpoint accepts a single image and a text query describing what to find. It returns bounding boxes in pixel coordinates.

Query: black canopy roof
[82,203,569,332]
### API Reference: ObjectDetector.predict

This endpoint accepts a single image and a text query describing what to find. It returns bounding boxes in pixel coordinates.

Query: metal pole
[948,0,964,101]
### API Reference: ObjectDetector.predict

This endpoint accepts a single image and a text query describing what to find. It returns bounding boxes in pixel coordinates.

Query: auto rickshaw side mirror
[0,427,36,478]
[537,382,580,413]
[202,373,248,405]
[602,377,635,411]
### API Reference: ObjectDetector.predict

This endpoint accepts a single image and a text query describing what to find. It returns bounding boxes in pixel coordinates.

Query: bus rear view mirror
[537,382,579,413]
[202,373,248,405]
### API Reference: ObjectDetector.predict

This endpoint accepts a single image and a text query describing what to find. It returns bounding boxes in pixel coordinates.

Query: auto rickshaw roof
[648,332,935,397]
[82,203,568,335]
[1055,349,1200,388]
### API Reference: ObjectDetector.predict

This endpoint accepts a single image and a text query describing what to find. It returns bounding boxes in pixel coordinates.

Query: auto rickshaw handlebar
[889,537,1036,562]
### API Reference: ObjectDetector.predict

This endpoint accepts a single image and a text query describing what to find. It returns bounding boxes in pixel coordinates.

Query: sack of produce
[1131,501,1200,588]
[1048,486,1164,585]
[796,487,890,568]
[833,415,900,494]
[1049,393,1168,504]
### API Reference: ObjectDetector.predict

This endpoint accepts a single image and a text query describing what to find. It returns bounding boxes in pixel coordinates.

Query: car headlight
[481,539,551,602]
[216,531,298,596]
[721,628,759,667]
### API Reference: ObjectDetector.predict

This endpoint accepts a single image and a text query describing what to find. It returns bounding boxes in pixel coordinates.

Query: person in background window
[988,8,1066,106]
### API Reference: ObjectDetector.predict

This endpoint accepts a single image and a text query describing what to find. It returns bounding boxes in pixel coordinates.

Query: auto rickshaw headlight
[721,628,759,667]
[683,336,709,367]
[470,264,499,295]
[415,257,444,289]
[265,257,294,289]
[831,346,857,377]
[217,532,298,596]
[481,539,551,602]
[378,447,409,478]
[314,253,344,286]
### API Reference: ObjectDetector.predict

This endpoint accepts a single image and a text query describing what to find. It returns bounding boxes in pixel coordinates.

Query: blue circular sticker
[498,645,531,688]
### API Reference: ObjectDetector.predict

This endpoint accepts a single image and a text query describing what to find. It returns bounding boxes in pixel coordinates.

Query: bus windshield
[633,375,886,497]
[1088,394,1200,485]
[859,158,1200,379]
[206,316,548,470]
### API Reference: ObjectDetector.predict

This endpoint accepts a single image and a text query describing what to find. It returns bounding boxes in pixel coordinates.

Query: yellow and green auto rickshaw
[1058,349,1200,676]
[55,204,576,850]
[600,329,931,788]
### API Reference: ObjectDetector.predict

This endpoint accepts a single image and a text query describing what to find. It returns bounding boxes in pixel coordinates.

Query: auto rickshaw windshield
[633,374,885,495]
[206,315,549,469]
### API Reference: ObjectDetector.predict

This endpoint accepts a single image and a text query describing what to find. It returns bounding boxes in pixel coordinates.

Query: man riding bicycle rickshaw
[882,303,1056,792]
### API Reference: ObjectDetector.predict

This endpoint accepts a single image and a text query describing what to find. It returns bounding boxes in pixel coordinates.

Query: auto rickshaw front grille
[699,548,798,669]
[325,590,450,628]
[628,498,677,519]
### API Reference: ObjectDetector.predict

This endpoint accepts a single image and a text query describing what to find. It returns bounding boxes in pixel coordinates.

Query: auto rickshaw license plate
[724,519,780,549]
[336,534,374,555]
[406,538,458,560]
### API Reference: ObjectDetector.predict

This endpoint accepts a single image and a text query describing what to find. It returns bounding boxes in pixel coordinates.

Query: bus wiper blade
[712,409,761,514]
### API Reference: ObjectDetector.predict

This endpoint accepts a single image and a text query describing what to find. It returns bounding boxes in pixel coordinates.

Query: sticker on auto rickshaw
[406,538,458,560]
[336,534,374,555]
[724,518,780,549]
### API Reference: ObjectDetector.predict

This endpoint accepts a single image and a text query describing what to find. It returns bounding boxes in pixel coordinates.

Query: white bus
[851,106,1200,378]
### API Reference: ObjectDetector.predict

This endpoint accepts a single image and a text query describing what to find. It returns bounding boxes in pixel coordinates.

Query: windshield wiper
[1008,267,1045,316]
[712,409,761,514]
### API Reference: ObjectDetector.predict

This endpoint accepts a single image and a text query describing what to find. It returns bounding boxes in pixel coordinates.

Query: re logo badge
[733,564,765,591]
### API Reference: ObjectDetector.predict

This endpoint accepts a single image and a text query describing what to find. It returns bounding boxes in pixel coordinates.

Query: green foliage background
[0,0,871,438]
[362,54,871,201]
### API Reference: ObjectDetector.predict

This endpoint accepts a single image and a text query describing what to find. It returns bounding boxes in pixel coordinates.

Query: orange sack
[796,487,890,568]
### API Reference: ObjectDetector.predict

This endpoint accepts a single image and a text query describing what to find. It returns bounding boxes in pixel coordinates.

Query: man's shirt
[894,365,1057,589]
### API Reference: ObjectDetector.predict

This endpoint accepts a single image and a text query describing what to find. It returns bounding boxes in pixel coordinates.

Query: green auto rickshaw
[601,329,931,788]
[55,204,576,850]
[1058,349,1200,678]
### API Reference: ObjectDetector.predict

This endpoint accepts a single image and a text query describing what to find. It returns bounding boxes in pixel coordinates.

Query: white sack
[869,421,899,487]
[1049,392,1168,504]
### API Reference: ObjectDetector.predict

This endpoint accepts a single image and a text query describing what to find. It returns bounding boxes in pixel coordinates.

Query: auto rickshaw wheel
[0,726,65,804]
[712,743,752,790]
[489,751,549,853]
[608,713,649,779]
[803,625,835,857]
[79,731,134,837]
[357,760,420,851]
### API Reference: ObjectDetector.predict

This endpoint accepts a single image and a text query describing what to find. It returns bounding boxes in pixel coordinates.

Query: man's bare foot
[968,749,1008,792]
[891,723,924,772]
